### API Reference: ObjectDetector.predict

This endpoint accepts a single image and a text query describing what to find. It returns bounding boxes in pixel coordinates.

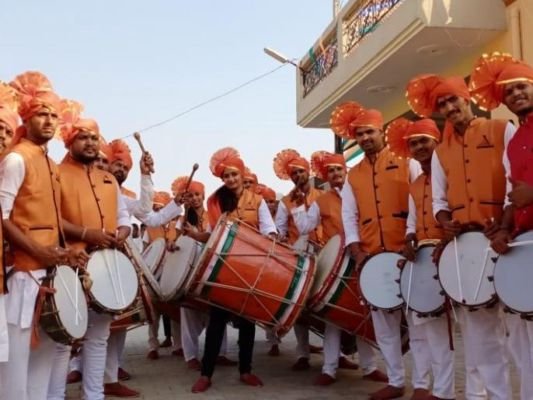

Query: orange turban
[330,101,383,139]
[386,118,441,158]
[406,74,470,117]
[109,139,133,171]
[0,82,20,133]
[243,167,258,184]
[469,52,533,111]
[209,147,245,178]
[153,191,172,207]
[311,150,346,181]
[58,99,100,147]
[98,137,112,160]
[171,176,205,196]
[255,183,277,201]
[273,149,310,180]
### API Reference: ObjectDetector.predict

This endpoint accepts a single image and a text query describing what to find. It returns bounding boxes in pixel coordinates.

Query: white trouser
[0,324,57,400]
[457,306,511,400]
[371,309,405,388]
[407,313,455,398]
[47,343,72,400]
[104,328,126,384]
[180,307,227,361]
[69,351,82,373]
[82,311,112,400]
[513,317,533,400]
[265,327,281,345]
[504,313,522,370]
[170,319,182,352]
[294,323,310,359]
[147,309,182,351]
[356,336,378,375]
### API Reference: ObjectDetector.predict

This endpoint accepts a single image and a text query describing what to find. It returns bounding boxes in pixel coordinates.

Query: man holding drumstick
[406,73,515,399]
[469,53,533,400]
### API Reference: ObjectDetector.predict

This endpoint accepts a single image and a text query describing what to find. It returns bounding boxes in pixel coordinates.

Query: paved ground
[66,322,519,400]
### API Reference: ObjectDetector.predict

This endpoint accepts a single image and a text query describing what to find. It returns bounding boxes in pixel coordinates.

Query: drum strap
[29,270,56,349]
[444,299,454,351]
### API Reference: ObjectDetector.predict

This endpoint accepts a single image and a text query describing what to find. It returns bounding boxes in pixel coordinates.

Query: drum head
[159,236,202,301]
[87,249,139,312]
[494,231,533,314]
[53,266,89,340]
[439,232,495,306]
[359,252,404,310]
[400,245,444,314]
[142,238,166,274]
[125,238,162,299]
[310,235,343,299]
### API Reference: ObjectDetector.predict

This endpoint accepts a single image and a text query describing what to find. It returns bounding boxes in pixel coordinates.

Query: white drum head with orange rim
[142,238,166,278]
[359,252,404,310]
[125,238,162,299]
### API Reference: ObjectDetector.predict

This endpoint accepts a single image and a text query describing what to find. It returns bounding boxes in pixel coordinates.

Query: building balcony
[296,0,507,129]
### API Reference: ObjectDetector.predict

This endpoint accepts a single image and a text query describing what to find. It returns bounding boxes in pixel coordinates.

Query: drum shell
[111,276,155,331]
[187,218,315,335]
[308,235,375,340]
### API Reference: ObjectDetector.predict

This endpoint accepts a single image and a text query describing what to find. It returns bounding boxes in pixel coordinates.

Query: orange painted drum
[187,217,316,335]
[307,235,375,343]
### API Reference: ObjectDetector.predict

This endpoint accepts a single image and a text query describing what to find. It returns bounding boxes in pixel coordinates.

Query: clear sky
[1,1,337,196]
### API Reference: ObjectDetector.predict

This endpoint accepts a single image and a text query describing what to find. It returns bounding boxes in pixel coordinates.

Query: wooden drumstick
[184,163,200,192]
[133,132,155,173]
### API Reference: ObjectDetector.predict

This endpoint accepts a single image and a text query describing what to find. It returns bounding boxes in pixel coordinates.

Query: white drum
[359,252,404,311]
[493,231,533,315]
[439,231,496,308]
[400,244,445,316]
[124,238,162,299]
[159,236,203,301]
[86,249,139,313]
[40,265,89,345]
[142,238,166,279]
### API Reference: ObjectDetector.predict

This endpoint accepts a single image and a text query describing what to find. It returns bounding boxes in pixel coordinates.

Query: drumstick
[507,240,533,248]
[133,132,155,173]
[103,249,121,305]
[182,163,200,217]
[113,246,126,307]
[405,261,414,316]
[473,247,492,302]
[453,237,465,304]
[56,267,83,322]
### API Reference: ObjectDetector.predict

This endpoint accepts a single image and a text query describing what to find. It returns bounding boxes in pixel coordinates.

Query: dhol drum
[40,265,89,345]
[493,231,533,316]
[439,231,496,309]
[308,235,375,342]
[142,238,167,280]
[400,242,446,317]
[86,249,139,314]
[187,216,316,335]
[125,238,162,299]
[111,278,154,331]
[159,235,203,302]
[359,252,405,311]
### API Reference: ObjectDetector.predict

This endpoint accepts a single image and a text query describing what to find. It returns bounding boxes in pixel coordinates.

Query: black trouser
[201,307,255,378]
[163,315,171,338]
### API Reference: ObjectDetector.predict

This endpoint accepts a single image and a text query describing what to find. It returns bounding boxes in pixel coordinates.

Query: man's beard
[74,152,97,164]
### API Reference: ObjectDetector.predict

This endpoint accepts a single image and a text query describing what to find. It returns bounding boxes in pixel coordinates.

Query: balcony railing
[343,0,403,54]
[302,36,338,97]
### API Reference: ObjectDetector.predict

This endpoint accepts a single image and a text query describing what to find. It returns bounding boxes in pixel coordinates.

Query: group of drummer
[0,51,531,400]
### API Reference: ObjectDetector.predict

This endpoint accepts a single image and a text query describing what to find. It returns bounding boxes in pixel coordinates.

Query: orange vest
[59,154,119,251]
[146,220,178,243]
[9,139,62,270]
[227,189,262,230]
[347,147,410,255]
[281,186,323,245]
[410,173,444,241]
[435,118,507,225]
[315,189,343,244]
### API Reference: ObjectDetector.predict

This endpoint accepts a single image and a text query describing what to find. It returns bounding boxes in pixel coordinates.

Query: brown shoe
[118,367,131,381]
[338,356,358,370]
[191,376,211,393]
[313,373,336,386]
[411,388,430,400]
[159,337,172,348]
[146,350,159,360]
[187,358,201,370]
[291,357,310,371]
[309,344,323,354]
[369,385,405,400]
[103,382,140,397]
[363,369,388,383]
[66,370,82,384]
[267,344,280,356]
[216,355,238,366]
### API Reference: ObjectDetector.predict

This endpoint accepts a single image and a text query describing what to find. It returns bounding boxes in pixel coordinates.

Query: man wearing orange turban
[272,148,324,368]
[51,101,133,400]
[0,71,84,400]
[408,71,515,399]
[0,82,20,155]
[471,54,533,400]
[255,184,278,217]
[338,101,419,400]
[387,118,456,400]
[243,167,258,191]
[291,150,386,387]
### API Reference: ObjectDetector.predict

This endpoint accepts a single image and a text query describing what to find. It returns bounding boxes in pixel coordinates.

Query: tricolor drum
[186,217,315,335]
